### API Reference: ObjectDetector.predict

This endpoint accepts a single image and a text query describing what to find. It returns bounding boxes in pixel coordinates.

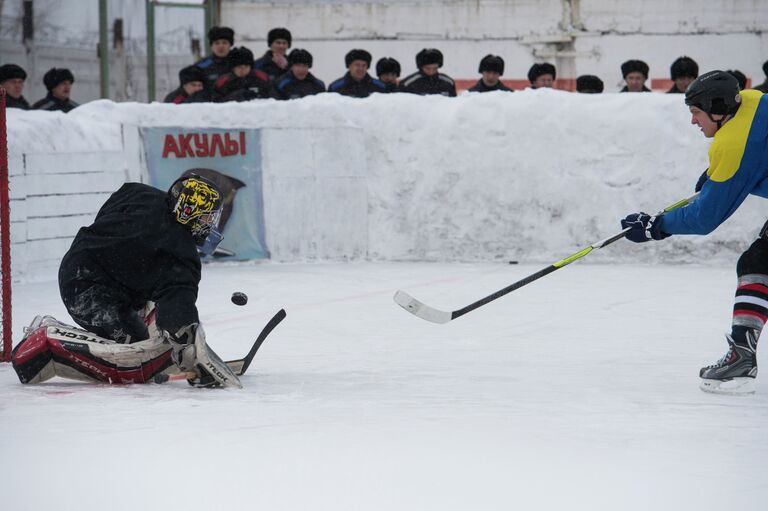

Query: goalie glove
[165,323,242,389]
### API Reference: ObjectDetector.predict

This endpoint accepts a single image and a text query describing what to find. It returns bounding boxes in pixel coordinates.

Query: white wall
[6,91,766,282]
[224,0,768,88]
[262,127,368,261]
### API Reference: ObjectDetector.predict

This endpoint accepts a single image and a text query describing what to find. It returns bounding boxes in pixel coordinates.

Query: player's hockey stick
[394,195,697,324]
[155,309,287,383]
[225,308,287,376]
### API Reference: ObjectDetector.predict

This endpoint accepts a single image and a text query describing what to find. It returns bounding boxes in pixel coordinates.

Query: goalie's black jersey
[59,182,201,333]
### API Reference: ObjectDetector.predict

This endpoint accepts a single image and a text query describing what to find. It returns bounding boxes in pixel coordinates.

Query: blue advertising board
[142,127,268,260]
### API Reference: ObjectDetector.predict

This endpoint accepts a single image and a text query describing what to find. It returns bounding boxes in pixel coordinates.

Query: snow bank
[7,90,763,267]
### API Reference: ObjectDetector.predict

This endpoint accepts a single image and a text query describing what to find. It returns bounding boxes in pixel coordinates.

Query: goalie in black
[11,174,240,388]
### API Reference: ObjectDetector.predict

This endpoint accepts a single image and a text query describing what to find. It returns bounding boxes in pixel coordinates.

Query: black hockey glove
[695,169,709,192]
[621,213,670,243]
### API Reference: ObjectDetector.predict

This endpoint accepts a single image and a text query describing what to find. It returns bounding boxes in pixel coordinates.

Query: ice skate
[699,334,757,395]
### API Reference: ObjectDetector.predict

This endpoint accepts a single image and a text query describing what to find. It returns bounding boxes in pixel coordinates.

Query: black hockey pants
[58,253,150,343]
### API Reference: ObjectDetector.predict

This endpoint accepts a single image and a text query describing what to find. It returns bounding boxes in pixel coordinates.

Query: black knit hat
[376,57,401,77]
[345,49,372,68]
[478,55,504,75]
[228,47,254,68]
[670,56,698,80]
[268,28,292,48]
[727,69,747,91]
[208,26,234,46]
[43,68,74,91]
[576,75,604,93]
[763,59,768,77]
[527,62,556,84]
[288,49,313,68]
[621,59,649,78]
[416,48,443,69]
[179,65,206,85]
[0,63,27,82]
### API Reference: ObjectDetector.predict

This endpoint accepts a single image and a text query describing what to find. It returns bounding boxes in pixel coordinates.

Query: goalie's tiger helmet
[168,174,223,245]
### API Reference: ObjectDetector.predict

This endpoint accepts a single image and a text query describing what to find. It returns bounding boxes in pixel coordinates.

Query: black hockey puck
[508,260,519,265]
[231,291,248,306]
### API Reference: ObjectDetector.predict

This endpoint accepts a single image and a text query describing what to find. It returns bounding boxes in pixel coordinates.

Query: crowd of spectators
[0,64,78,111]
[2,24,768,111]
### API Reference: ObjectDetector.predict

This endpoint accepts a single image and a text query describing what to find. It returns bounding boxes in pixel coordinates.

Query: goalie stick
[394,195,697,324]
[155,308,287,383]
[225,308,287,376]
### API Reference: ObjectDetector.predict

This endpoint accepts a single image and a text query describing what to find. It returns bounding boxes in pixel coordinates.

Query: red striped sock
[732,276,768,341]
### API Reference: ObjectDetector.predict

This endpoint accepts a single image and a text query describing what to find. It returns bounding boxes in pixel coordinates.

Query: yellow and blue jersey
[661,90,768,235]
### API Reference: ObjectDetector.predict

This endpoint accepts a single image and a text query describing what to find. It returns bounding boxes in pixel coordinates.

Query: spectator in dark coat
[727,69,747,91]
[754,60,768,93]
[164,65,210,104]
[399,49,456,97]
[468,55,512,92]
[194,26,235,88]
[376,57,401,92]
[328,49,387,97]
[528,63,556,89]
[575,75,604,93]
[273,49,325,100]
[620,60,651,92]
[254,27,292,81]
[32,68,79,112]
[213,47,271,102]
[667,56,698,93]
[0,63,30,109]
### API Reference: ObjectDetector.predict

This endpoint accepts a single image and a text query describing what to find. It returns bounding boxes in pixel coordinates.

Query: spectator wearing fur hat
[213,47,271,102]
[528,63,556,89]
[328,49,388,97]
[164,65,210,104]
[399,49,456,96]
[32,68,78,112]
[754,60,768,93]
[469,55,512,92]
[0,63,30,109]
[376,57,401,92]
[620,60,650,92]
[576,75,604,94]
[727,69,747,91]
[273,49,325,100]
[194,26,235,88]
[254,27,292,81]
[667,56,698,93]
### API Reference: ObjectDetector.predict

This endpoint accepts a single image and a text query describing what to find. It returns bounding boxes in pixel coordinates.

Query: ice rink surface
[1,261,767,510]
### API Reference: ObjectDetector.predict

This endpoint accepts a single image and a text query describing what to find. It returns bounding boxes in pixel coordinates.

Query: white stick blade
[393,290,452,324]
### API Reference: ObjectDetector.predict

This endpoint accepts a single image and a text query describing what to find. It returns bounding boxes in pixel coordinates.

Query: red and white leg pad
[11,316,174,384]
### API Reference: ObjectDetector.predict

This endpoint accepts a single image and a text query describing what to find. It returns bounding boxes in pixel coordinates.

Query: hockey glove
[621,213,669,243]
[166,323,199,373]
[695,169,709,192]
[165,323,242,389]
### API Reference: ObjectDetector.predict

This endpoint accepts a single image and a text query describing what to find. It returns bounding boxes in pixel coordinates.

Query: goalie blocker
[11,315,241,388]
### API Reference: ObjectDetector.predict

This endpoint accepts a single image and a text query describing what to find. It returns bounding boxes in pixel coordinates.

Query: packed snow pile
[7,89,763,264]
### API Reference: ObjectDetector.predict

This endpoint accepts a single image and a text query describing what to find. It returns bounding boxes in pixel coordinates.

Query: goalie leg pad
[12,317,174,384]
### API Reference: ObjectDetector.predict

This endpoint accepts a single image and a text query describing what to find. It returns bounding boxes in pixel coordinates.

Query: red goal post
[0,89,11,362]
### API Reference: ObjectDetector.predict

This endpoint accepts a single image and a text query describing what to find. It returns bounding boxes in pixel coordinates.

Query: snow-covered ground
[2,261,767,511]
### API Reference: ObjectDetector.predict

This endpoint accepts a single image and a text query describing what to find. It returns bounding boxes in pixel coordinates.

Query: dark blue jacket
[328,73,388,98]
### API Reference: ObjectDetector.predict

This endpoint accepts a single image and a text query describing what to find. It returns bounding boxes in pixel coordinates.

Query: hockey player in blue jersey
[621,71,768,394]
